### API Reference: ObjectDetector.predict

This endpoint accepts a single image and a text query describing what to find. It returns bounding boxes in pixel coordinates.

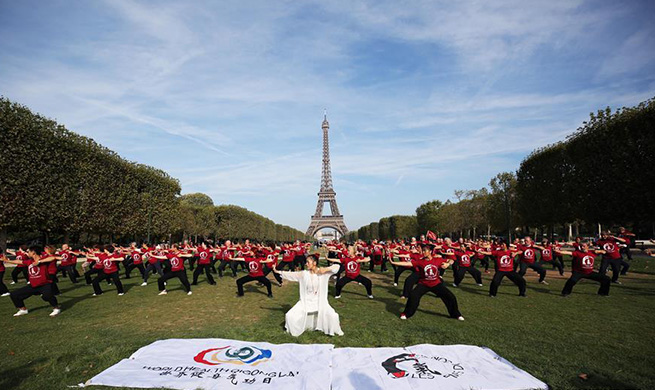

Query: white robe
[280,265,344,337]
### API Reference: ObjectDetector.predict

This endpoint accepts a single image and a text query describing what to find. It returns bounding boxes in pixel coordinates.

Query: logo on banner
[381,353,464,379]
[194,346,272,366]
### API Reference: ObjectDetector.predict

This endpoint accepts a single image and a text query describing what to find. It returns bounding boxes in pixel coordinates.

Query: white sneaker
[10,281,16,285]
[457,316,465,321]
[158,290,168,295]
[187,291,193,296]
[13,309,29,317]
[140,282,147,286]
[393,283,398,286]
[400,314,407,320]
[118,293,124,296]
[92,293,98,297]
[368,295,374,299]
[540,280,549,285]
[335,295,341,299]
[164,282,167,286]
[477,283,483,287]
[452,283,458,287]
[1,292,10,297]
[49,308,61,317]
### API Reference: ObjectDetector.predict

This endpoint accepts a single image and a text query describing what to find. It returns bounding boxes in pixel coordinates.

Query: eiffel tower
[306,112,348,238]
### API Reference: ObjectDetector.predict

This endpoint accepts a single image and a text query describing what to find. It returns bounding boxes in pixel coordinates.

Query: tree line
[346,96,655,242]
[0,98,307,250]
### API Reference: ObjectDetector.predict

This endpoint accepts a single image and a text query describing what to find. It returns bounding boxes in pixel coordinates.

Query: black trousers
[192,264,216,285]
[263,266,283,284]
[159,269,191,292]
[473,256,490,271]
[454,266,482,286]
[490,271,526,297]
[620,246,632,261]
[600,258,622,282]
[236,275,272,296]
[0,270,8,294]
[562,271,610,296]
[126,263,145,279]
[92,272,124,295]
[293,255,306,270]
[335,274,372,296]
[402,271,419,298]
[210,258,219,273]
[518,262,546,282]
[85,268,103,284]
[393,266,412,285]
[58,265,78,283]
[276,261,295,272]
[543,259,564,275]
[11,283,58,308]
[11,267,28,283]
[188,256,197,270]
[369,254,387,272]
[403,283,461,319]
[143,262,164,282]
[218,260,237,277]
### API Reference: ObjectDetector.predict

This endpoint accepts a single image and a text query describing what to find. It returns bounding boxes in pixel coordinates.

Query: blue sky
[1,0,654,232]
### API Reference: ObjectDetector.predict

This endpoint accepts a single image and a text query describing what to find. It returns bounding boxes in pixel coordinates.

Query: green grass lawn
[1,261,654,390]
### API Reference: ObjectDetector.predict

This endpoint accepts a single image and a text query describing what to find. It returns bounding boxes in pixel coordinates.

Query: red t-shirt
[167,253,185,272]
[455,250,475,268]
[25,258,51,287]
[441,247,457,261]
[102,253,122,274]
[221,246,233,261]
[411,256,443,287]
[58,250,75,266]
[597,239,621,260]
[247,258,264,277]
[342,256,362,279]
[492,250,515,272]
[282,248,294,262]
[16,251,28,268]
[540,246,553,262]
[572,250,596,274]
[131,251,143,265]
[518,244,537,264]
[197,249,211,265]
[41,252,58,275]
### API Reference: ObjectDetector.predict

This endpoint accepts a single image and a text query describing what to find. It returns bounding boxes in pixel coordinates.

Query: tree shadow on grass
[458,285,488,296]
[568,372,640,389]
[0,359,46,389]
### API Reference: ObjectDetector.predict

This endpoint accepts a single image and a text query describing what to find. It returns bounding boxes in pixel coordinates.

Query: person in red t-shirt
[2,245,62,317]
[278,243,296,272]
[233,252,276,298]
[292,240,308,270]
[87,245,125,296]
[192,242,216,286]
[538,239,563,276]
[149,245,194,295]
[56,244,80,283]
[618,227,636,274]
[478,241,526,297]
[596,231,628,284]
[328,246,373,299]
[369,240,387,272]
[141,244,165,286]
[125,243,146,279]
[389,245,463,320]
[517,237,548,285]
[558,242,610,296]
[452,246,483,287]
[83,245,106,285]
[0,250,9,296]
[7,245,30,284]
[217,241,238,277]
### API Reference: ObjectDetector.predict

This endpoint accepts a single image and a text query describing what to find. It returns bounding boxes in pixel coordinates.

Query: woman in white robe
[273,255,344,337]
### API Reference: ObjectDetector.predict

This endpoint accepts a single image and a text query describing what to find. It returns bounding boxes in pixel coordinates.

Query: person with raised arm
[192,242,216,286]
[388,244,464,321]
[233,249,275,298]
[2,245,62,317]
[517,236,549,285]
[596,231,628,284]
[478,240,527,297]
[452,243,483,287]
[149,245,194,296]
[87,245,125,296]
[327,245,374,299]
[557,241,611,297]
[272,254,343,336]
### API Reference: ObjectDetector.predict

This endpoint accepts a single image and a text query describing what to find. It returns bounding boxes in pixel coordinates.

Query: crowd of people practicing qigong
[1,227,653,332]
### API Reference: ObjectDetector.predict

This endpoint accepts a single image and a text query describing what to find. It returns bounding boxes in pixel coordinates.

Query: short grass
[1,258,655,390]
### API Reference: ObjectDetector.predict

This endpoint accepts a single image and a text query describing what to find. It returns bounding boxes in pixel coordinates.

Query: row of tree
[0,98,307,249]
[346,96,655,242]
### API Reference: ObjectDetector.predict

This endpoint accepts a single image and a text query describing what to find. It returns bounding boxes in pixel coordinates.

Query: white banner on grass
[331,344,548,390]
[86,338,333,390]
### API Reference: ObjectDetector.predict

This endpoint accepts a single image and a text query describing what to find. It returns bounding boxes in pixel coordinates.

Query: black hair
[28,245,44,255]
[104,245,115,253]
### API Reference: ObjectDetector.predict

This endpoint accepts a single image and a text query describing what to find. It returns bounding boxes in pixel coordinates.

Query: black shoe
[191,282,198,286]
[267,294,273,298]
